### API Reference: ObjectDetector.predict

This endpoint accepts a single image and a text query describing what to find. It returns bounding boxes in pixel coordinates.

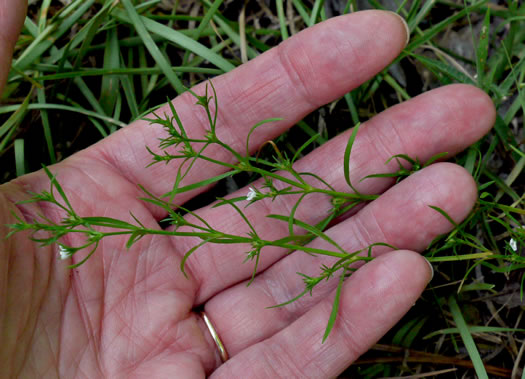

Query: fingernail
[387,11,410,47]
[424,258,434,282]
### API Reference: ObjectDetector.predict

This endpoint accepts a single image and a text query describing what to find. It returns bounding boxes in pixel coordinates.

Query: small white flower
[509,238,518,252]
[58,245,72,260]
[246,187,257,201]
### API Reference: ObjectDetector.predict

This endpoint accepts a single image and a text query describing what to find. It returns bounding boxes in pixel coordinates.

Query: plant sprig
[7,82,479,341]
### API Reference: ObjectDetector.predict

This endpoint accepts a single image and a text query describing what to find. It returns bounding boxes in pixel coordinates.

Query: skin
[0,2,496,378]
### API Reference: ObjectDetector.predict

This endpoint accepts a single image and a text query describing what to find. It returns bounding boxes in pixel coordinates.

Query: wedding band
[201,311,229,363]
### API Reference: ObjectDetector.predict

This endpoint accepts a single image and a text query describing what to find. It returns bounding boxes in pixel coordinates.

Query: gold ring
[201,311,229,363]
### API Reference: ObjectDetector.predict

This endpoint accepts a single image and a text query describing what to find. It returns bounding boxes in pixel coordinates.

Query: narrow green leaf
[14,139,26,177]
[323,268,346,343]
[402,317,428,348]
[408,0,434,32]
[0,89,31,141]
[126,231,145,249]
[498,57,525,97]
[81,217,136,229]
[343,122,361,193]
[423,152,449,168]
[37,0,53,31]
[309,0,325,26]
[36,85,56,163]
[298,172,336,192]
[268,214,346,254]
[292,133,320,163]
[15,0,96,71]
[266,288,310,308]
[42,166,74,212]
[31,66,222,81]
[161,170,240,199]
[297,120,327,143]
[191,0,224,40]
[288,193,307,236]
[406,1,485,52]
[424,325,525,340]
[428,205,458,227]
[216,197,258,237]
[392,317,421,347]
[112,7,235,72]
[100,27,120,115]
[180,239,211,278]
[276,0,289,40]
[409,52,476,84]
[71,0,116,71]
[448,296,489,379]
[343,92,359,125]
[24,16,38,38]
[245,118,283,158]
[121,0,185,94]
[68,242,99,269]
[291,0,310,25]
[119,52,140,120]
[0,103,126,128]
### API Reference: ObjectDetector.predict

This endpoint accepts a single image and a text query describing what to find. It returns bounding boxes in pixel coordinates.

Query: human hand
[0,3,495,378]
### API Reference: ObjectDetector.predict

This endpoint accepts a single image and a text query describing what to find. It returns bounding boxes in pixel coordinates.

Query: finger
[0,0,27,94]
[179,84,494,302]
[211,250,432,378]
[84,10,408,205]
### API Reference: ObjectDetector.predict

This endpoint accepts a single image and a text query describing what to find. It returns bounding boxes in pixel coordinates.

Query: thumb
[0,0,27,95]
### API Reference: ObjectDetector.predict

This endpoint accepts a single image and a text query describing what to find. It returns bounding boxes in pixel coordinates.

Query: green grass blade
[38,0,53,31]
[31,66,223,81]
[292,133,320,163]
[408,52,475,84]
[343,92,359,125]
[0,90,31,141]
[36,86,56,163]
[408,0,435,32]
[71,0,116,71]
[14,139,26,177]
[406,1,485,52]
[192,0,224,40]
[448,296,488,379]
[14,0,96,71]
[292,0,310,24]
[112,7,235,72]
[498,55,525,98]
[309,0,325,26]
[0,103,126,128]
[424,326,525,340]
[24,16,38,38]
[100,27,120,115]
[276,0,289,40]
[297,120,327,143]
[210,14,258,60]
[486,6,520,84]
[120,52,140,120]
[120,0,185,94]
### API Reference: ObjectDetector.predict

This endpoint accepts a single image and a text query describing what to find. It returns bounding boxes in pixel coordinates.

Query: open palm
[1,3,495,378]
